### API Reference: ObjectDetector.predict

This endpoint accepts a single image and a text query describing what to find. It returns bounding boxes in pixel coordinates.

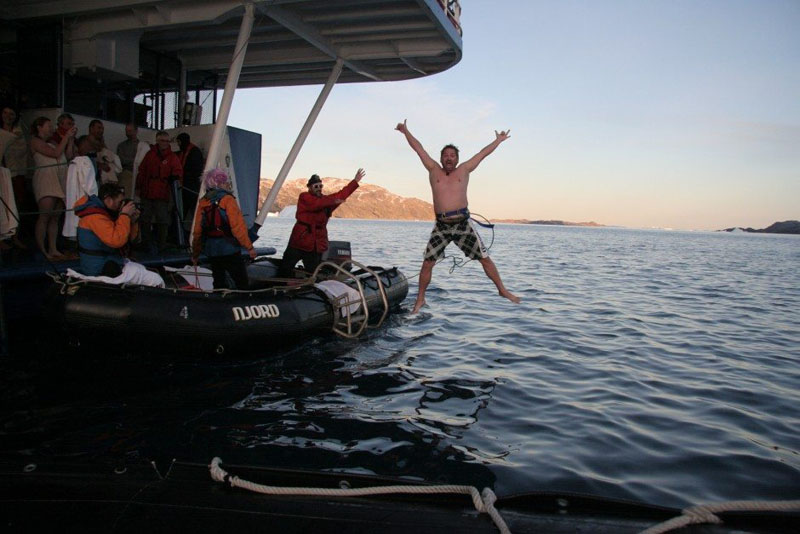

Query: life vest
[137,146,182,200]
[201,190,234,238]
[200,189,240,257]
[75,196,125,276]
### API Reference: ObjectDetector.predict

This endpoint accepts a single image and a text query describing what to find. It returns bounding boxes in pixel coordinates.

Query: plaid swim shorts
[423,218,488,261]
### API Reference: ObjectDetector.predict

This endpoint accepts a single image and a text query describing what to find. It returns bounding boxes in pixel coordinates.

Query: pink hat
[204,168,229,189]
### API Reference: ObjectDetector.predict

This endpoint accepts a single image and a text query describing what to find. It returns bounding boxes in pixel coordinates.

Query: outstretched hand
[354,168,366,182]
[395,119,408,134]
[495,129,511,142]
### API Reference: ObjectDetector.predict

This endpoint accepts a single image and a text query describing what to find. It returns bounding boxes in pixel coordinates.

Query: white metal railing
[312,259,389,338]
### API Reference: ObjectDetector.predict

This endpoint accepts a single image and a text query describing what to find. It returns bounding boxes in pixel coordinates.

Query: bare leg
[411,259,435,314]
[478,257,521,304]
[36,197,62,259]
[46,199,64,257]
[34,210,47,257]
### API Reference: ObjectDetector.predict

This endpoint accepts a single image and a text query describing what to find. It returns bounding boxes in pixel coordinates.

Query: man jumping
[395,120,520,313]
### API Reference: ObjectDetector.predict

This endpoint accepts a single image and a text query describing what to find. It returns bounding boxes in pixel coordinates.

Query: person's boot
[140,224,157,254]
[156,224,168,253]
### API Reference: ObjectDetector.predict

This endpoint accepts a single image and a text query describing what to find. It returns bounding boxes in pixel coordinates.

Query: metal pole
[178,63,187,125]
[0,284,8,357]
[189,2,254,246]
[203,2,254,173]
[252,58,343,230]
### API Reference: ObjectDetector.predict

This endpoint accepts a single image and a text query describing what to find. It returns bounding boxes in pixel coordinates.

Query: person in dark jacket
[191,169,255,289]
[278,169,364,278]
[175,132,204,223]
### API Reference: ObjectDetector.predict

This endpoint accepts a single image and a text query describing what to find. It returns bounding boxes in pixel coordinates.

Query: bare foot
[411,298,426,314]
[500,290,521,304]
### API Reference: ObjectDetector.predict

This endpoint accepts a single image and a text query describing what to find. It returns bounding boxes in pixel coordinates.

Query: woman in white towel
[29,116,75,260]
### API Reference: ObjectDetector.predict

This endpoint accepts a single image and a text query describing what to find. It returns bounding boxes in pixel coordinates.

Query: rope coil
[209,457,510,533]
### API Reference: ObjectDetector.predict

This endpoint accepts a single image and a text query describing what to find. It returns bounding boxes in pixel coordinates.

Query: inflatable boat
[43,255,408,356]
[3,457,798,533]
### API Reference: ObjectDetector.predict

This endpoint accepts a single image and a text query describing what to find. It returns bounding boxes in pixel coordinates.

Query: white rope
[639,499,800,534]
[209,457,510,534]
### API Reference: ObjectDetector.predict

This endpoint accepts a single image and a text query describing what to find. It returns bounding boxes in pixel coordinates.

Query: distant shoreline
[718,220,800,235]
[493,219,604,227]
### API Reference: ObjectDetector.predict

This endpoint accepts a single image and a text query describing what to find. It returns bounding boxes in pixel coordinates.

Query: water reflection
[218,327,498,487]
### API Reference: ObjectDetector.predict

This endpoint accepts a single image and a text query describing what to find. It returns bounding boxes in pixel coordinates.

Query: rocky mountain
[258,178,434,220]
[720,220,800,235]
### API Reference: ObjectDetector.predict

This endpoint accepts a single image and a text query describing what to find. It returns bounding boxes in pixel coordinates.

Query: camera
[122,198,143,211]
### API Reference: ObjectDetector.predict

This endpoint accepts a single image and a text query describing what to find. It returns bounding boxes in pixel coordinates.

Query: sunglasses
[311,184,323,189]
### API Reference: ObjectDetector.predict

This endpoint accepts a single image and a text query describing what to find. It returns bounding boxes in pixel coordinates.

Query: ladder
[312,260,389,338]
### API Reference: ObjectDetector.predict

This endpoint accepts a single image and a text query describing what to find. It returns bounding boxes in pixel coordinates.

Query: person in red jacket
[135,130,183,252]
[278,169,364,277]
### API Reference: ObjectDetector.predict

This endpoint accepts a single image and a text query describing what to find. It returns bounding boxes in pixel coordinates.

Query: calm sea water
[2,219,799,508]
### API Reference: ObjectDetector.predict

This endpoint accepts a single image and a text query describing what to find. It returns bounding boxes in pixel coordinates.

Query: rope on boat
[7,159,72,175]
[209,457,510,534]
[639,499,800,534]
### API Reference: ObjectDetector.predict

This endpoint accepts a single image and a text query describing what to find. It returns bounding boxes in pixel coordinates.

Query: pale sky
[228,0,800,231]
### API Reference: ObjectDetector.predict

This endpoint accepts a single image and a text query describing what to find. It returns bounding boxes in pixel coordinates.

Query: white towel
[0,167,19,240]
[62,156,97,238]
[164,264,214,291]
[315,280,362,317]
[66,260,164,288]
[132,141,150,195]
[97,147,122,184]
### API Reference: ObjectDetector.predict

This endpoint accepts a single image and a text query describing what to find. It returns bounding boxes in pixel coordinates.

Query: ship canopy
[1,0,462,89]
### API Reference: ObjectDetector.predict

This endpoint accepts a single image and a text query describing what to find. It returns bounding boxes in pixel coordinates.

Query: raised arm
[395,120,438,171]
[461,129,511,173]
[31,126,75,159]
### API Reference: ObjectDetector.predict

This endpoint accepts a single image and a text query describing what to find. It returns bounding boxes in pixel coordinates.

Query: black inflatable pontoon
[2,458,798,533]
[43,257,408,356]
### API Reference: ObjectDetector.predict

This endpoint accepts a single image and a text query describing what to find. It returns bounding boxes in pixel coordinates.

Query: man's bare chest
[431,171,467,187]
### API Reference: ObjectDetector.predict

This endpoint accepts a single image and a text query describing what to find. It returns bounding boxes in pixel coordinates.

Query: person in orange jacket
[191,169,255,289]
[278,169,364,278]
[74,182,164,286]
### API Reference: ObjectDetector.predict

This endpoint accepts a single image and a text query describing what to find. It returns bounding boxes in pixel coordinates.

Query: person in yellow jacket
[191,169,256,289]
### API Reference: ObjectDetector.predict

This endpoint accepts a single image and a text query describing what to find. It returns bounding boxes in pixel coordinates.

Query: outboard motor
[321,241,352,270]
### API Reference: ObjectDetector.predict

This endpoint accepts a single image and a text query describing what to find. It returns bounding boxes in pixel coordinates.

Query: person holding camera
[73,182,164,287]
